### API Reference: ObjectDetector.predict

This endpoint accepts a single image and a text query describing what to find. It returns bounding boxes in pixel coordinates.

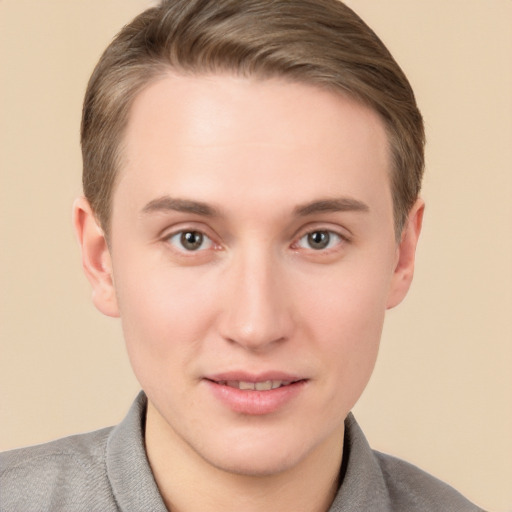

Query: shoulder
[374,451,485,512]
[0,428,117,512]
[333,414,486,512]
[0,393,165,512]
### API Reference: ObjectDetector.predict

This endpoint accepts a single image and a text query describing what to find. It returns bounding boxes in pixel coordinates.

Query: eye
[296,230,343,251]
[167,230,214,252]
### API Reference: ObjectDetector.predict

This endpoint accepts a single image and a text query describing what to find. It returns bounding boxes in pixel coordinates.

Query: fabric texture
[0,392,484,512]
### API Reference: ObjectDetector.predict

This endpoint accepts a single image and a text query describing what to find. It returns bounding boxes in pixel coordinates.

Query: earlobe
[72,197,120,318]
[386,199,425,310]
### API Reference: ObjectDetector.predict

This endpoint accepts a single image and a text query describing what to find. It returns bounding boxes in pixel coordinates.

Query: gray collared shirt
[0,392,484,511]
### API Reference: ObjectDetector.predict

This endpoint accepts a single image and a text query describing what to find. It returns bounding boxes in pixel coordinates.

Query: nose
[218,246,294,352]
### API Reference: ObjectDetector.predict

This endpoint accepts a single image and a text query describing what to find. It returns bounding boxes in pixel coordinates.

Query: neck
[145,402,344,512]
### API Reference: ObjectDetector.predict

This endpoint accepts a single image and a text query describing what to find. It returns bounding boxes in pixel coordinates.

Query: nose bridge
[220,241,292,351]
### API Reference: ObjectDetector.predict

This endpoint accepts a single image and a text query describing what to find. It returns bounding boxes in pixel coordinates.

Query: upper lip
[205,371,306,383]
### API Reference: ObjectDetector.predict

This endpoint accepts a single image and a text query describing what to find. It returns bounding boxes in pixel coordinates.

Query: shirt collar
[106,391,167,512]
[328,413,391,511]
[106,391,391,512]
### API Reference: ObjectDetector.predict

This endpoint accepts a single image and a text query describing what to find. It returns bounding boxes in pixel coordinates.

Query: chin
[192,426,323,478]
[204,446,304,477]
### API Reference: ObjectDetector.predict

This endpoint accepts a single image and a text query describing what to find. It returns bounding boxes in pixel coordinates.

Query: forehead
[114,73,392,222]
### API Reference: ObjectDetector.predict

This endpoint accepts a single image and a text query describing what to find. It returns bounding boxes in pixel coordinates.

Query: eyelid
[297,231,339,249]
[167,230,214,251]
[160,223,222,252]
[290,224,352,255]
[292,222,352,243]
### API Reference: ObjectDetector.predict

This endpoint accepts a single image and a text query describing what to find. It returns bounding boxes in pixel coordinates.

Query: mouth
[204,374,307,414]
[210,379,297,391]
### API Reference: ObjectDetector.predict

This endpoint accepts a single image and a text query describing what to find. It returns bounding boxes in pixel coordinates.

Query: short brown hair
[82,0,424,239]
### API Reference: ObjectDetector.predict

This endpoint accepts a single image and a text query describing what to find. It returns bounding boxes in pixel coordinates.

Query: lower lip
[205,380,307,415]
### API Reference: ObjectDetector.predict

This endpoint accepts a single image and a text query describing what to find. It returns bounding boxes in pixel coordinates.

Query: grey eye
[297,230,342,251]
[181,231,203,250]
[307,231,330,250]
[168,230,213,251]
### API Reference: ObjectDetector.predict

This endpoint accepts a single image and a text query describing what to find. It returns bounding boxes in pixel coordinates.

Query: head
[75,0,425,480]
[81,0,424,241]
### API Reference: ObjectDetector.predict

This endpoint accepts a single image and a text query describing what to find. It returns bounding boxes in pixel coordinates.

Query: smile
[216,380,292,391]
[204,375,307,415]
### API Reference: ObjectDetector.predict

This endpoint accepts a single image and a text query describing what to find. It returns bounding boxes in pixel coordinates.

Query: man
[0,1,483,511]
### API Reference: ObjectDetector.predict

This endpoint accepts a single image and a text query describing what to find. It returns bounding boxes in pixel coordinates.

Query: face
[76,74,422,477]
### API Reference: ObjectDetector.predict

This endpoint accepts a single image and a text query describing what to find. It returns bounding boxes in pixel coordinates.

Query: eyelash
[294,229,347,252]
[164,226,348,255]
[166,230,216,253]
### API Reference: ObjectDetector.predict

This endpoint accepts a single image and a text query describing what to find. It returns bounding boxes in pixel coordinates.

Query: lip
[206,371,304,383]
[203,371,308,415]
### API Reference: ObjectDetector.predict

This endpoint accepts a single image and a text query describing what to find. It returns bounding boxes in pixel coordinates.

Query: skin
[74,74,423,512]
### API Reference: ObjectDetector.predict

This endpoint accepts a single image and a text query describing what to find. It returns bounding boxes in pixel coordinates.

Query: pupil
[181,231,203,250]
[308,231,329,250]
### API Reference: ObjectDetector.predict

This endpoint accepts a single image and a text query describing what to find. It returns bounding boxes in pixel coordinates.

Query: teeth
[255,381,272,391]
[223,380,291,390]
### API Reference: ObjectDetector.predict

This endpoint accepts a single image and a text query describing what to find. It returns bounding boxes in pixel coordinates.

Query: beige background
[1,1,511,510]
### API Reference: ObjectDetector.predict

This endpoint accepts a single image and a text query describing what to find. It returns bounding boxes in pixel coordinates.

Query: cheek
[113,262,219,379]
[301,258,390,341]
[298,261,391,399]
[314,289,385,376]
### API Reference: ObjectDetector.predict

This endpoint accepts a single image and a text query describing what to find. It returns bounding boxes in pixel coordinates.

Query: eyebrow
[294,197,370,216]
[141,195,369,218]
[141,196,219,217]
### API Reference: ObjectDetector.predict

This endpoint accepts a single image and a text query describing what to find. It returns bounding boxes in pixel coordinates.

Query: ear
[72,197,119,317]
[386,198,425,309]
